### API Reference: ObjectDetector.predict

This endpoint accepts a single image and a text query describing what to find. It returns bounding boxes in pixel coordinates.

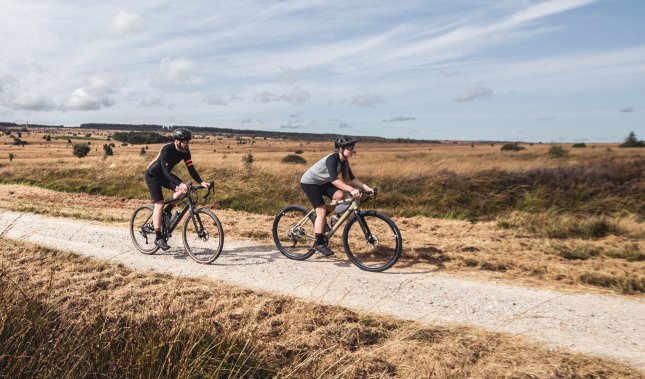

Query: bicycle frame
[155,183,214,236]
[291,191,373,241]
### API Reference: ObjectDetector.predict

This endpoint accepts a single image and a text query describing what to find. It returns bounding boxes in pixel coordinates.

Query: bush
[242,152,254,164]
[103,144,113,156]
[295,149,304,154]
[572,143,586,148]
[8,153,15,162]
[73,143,91,158]
[139,147,146,156]
[547,145,569,159]
[500,143,525,152]
[619,131,645,148]
[282,154,307,164]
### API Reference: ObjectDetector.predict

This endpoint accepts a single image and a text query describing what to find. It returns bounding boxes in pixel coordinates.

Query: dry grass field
[1,237,639,378]
[0,127,644,376]
[0,127,643,295]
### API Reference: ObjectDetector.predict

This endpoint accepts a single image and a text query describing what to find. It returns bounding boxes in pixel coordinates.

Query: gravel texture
[1,210,643,370]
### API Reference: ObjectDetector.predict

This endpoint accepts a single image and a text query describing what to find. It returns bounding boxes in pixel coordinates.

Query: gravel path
[1,210,643,370]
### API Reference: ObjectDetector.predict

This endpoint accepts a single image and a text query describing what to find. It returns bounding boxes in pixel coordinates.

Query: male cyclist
[300,136,374,256]
[145,128,210,250]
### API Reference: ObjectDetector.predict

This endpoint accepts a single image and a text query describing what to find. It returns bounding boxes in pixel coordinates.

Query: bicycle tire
[272,205,316,260]
[182,208,224,264]
[130,204,160,255]
[342,210,402,272]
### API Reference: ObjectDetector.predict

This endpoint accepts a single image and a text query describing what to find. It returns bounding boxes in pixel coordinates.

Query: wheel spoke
[183,209,224,264]
[343,212,401,271]
[273,206,316,260]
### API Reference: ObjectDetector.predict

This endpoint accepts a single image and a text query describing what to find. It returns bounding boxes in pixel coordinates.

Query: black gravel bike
[130,182,224,264]
[272,189,403,272]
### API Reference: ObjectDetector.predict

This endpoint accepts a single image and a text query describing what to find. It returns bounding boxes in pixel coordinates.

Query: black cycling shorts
[145,173,175,203]
[301,182,340,208]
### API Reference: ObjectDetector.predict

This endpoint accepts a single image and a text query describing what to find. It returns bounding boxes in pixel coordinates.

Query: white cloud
[151,58,201,87]
[139,94,167,108]
[65,76,120,111]
[253,87,310,105]
[351,93,386,108]
[454,84,493,102]
[108,11,141,37]
[0,77,55,111]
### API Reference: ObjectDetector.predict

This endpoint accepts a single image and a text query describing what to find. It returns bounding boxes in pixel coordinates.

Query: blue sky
[1,0,644,142]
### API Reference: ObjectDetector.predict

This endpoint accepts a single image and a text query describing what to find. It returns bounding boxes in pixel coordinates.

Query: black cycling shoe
[155,238,170,251]
[314,244,334,256]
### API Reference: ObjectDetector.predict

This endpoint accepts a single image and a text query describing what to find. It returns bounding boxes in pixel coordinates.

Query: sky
[1,0,644,142]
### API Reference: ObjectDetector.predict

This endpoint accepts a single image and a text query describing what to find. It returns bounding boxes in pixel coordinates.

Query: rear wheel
[272,206,316,260]
[130,205,159,254]
[342,211,402,272]
[182,208,224,264]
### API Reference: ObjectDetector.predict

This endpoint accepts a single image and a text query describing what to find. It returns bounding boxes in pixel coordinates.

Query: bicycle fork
[354,211,377,247]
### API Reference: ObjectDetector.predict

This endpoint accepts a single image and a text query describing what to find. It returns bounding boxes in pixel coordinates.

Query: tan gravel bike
[130,182,224,264]
[272,189,402,272]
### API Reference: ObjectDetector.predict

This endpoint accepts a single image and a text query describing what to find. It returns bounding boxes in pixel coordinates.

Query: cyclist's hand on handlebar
[177,183,189,194]
[349,188,361,198]
[200,181,211,188]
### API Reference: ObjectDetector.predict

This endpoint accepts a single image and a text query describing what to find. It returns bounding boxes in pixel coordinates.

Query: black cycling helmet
[334,136,358,149]
[173,128,192,141]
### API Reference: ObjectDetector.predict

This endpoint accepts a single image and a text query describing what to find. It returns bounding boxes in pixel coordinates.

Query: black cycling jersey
[146,143,203,186]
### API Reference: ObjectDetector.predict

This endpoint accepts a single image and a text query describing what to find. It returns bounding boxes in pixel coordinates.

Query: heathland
[0,126,643,376]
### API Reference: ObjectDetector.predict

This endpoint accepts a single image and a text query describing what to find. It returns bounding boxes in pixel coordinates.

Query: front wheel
[130,205,160,255]
[342,211,402,272]
[182,208,224,264]
[272,206,316,260]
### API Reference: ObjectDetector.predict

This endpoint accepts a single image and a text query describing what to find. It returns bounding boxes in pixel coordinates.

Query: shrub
[8,153,15,162]
[572,143,586,148]
[282,154,307,164]
[103,144,113,156]
[500,143,525,152]
[73,143,91,158]
[547,145,568,159]
[619,131,645,148]
[242,152,254,164]
[139,147,146,156]
[294,149,304,154]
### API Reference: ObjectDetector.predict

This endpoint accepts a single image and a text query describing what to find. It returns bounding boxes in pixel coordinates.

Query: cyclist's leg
[301,183,333,255]
[146,175,171,250]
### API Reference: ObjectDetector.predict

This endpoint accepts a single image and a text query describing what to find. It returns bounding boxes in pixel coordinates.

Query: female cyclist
[300,136,374,256]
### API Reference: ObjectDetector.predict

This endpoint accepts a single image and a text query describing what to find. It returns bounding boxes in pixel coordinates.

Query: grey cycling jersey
[300,152,355,185]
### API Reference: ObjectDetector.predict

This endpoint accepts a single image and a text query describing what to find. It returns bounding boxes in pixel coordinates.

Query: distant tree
[572,143,586,148]
[103,144,114,156]
[619,131,645,148]
[73,143,91,158]
[8,153,15,162]
[295,149,304,154]
[140,147,146,156]
[45,135,51,142]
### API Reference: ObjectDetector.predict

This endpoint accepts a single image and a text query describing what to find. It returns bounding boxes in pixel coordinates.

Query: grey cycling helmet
[173,128,192,141]
[334,136,358,149]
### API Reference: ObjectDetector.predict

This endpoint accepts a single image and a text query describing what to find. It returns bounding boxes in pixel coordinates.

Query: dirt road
[1,210,643,370]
